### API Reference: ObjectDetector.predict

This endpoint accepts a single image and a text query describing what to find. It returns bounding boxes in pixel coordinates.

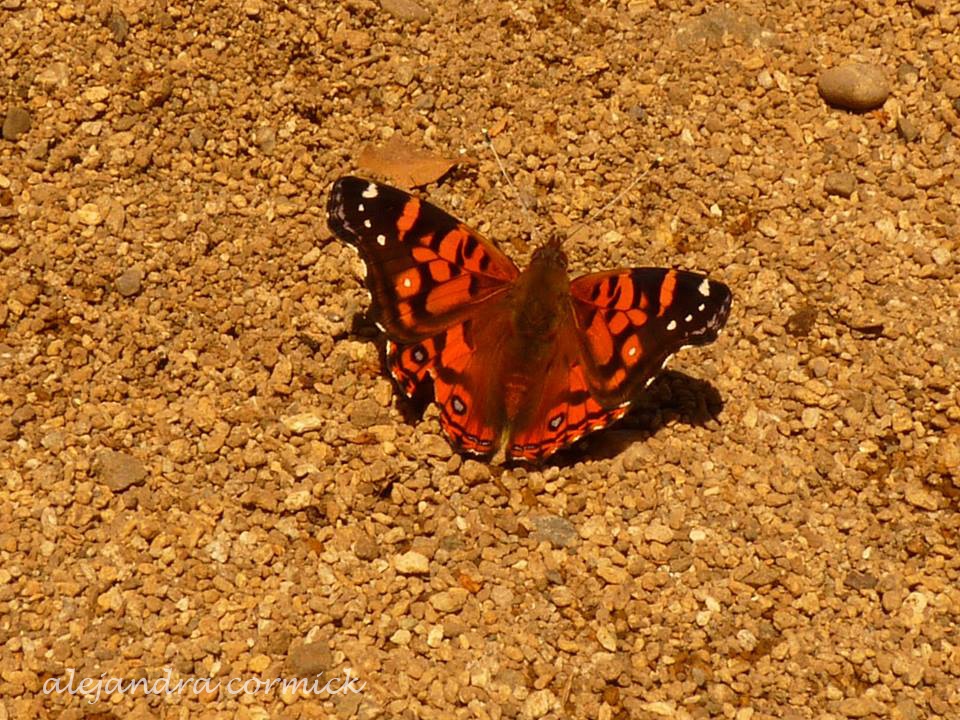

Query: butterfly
[327,176,732,462]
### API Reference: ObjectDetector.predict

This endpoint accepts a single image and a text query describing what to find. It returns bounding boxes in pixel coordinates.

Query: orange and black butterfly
[327,176,731,462]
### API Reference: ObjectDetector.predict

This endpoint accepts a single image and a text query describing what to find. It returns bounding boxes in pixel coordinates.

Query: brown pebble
[824,171,857,198]
[532,515,578,548]
[896,115,919,142]
[349,398,383,428]
[11,404,36,427]
[430,588,469,612]
[818,63,889,112]
[107,9,129,43]
[97,450,147,491]
[353,533,380,561]
[116,266,143,297]
[3,107,30,142]
[287,640,333,676]
[379,0,430,22]
[0,420,17,441]
[2,107,31,141]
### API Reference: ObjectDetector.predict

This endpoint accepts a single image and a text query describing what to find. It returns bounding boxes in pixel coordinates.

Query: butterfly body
[327,176,732,462]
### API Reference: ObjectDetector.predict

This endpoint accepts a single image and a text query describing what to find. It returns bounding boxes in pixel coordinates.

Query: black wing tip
[327,176,375,239]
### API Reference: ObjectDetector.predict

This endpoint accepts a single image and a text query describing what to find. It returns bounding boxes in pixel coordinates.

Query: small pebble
[394,551,430,574]
[3,107,31,141]
[116,266,143,297]
[353,533,380,561]
[532,515,578,548]
[644,522,674,544]
[429,588,468,612]
[379,0,430,22]
[801,407,821,429]
[255,125,276,154]
[188,127,206,150]
[904,482,939,511]
[281,412,324,433]
[896,115,919,142]
[76,203,103,226]
[287,640,333,676]
[107,10,129,43]
[83,86,110,103]
[97,450,147,491]
[0,234,21,252]
[897,62,919,85]
[349,398,382,428]
[824,171,856,198]
[818,63,889,111]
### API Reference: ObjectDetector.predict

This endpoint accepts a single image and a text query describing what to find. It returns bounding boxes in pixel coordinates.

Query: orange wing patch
[396,197,420,241]
[657,269,677,317]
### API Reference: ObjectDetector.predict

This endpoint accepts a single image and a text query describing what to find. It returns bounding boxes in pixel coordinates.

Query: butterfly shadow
[545,370,727,467]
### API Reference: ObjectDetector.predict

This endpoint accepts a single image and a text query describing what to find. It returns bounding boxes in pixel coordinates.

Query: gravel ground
[2,1,958,718]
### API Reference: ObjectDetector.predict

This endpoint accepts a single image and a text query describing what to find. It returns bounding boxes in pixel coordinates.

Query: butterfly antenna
[563,156,663,246]
[482,129,540,243]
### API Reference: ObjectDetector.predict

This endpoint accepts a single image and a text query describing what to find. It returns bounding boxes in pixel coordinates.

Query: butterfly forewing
[327,176,520,344]
[569,268,731,405]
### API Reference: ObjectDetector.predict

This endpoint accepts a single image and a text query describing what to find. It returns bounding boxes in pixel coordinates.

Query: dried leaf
[358,136,462,187]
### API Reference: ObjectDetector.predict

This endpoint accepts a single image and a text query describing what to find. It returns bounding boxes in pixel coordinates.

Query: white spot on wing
[362,183,378,199]
[363,219,372,228]
[685,314,693,322]
[358,203,364,212]
[377,234,387,246]
[698,278,710,297]
[698,304,705,312]
[667,320,677,331]
[403,277,412,288]
[628,346,637,357]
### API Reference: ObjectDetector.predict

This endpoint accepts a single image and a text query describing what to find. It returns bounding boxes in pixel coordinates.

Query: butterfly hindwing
[506,335,631,462]
[387,316,506,456]
[327,176,520,344]
[570,268,732,404]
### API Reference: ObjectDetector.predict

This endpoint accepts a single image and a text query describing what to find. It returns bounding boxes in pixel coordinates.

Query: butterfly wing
[328,176,521,456]
[506,328,632,462]
[386,312,512,456]
[570,268,732,404]
[327,176,520,344]
[507,268,731,461]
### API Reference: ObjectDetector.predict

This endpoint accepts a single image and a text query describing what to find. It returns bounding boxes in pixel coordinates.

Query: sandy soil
[1,0,958,718]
